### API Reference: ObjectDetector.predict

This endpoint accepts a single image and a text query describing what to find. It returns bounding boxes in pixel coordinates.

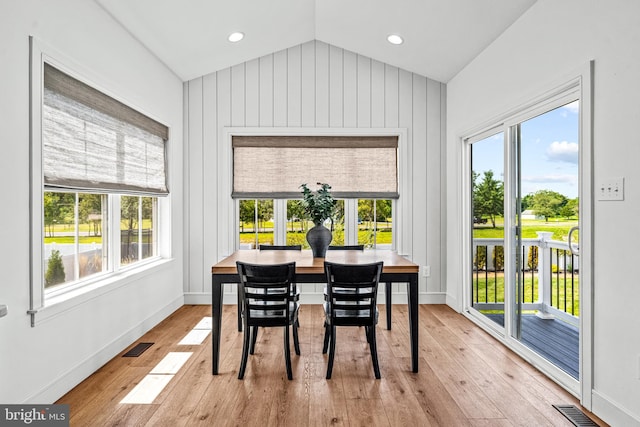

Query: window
[120,196,157,265]
[238,199,274,248]
[30,53,169,315]
[357,199,393,249]
[232,134,399,249]
[43,191,108,290]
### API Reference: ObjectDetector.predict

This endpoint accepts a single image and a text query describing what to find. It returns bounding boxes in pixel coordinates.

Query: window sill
[30,258,174,327]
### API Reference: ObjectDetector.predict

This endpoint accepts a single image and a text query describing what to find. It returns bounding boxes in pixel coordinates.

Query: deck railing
[472,231,579,327]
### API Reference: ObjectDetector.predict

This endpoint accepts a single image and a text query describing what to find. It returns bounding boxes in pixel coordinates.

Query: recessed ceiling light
[228,32,244,43]
[387,34,404,45]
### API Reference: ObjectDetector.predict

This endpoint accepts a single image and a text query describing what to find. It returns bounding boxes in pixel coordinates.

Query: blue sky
[472,101,579,199]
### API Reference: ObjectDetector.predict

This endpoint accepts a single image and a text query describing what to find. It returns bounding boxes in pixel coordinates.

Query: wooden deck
[56,304,603,426]
[485,314,579,379]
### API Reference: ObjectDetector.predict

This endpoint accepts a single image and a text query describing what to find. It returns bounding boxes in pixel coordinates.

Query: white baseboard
[592,390,640,427]
[25,296,184,404]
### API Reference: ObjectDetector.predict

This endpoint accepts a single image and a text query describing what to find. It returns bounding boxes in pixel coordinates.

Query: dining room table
[210,249,420,375]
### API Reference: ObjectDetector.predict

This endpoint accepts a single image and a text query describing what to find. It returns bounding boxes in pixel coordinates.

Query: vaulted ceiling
[96,0,537,83]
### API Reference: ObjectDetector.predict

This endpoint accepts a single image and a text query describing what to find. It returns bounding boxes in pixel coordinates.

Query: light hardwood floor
[57,304,606,426]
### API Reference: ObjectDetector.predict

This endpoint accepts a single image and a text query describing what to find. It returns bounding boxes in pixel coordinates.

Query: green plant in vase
[300,182,336,257]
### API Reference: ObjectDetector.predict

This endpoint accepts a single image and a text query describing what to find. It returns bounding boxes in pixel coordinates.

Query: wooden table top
[212,249,419,275]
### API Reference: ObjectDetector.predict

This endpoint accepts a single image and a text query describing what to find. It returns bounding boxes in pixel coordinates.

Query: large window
[31,54,169,312]
[233,133,399,250]
[238,198,394,249]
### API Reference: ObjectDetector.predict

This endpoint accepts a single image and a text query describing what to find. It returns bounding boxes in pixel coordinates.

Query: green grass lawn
[473,271,580,316]
[240,228,393,247]
[473,217,578,240]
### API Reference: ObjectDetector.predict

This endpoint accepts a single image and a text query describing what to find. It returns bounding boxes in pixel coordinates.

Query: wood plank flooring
[56,304,607,426]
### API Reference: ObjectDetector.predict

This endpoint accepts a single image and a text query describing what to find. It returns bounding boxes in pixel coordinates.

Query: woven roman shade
[42,63,169,195]
[232,135,398,199]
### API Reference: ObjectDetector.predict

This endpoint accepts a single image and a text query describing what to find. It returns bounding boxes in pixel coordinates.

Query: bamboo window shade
[42,63,169,195]
[232,135,398,199]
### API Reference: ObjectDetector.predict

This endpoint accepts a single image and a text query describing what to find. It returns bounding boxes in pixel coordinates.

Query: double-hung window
[30,57,169,317]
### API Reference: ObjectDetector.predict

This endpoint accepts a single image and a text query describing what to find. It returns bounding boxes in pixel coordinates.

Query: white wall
[183,40,446,304]
[0,0,184,403]
[447,0,640,424]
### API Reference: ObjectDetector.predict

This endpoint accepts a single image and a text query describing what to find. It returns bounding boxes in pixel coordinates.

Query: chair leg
[237,294,243,332]
[284,325,293,380]
[293,321,301,355]
[238,323,251,379]
[322,321,330,354]
[326,325,337,379]
[249,326,258,355]
[368,326,381,379]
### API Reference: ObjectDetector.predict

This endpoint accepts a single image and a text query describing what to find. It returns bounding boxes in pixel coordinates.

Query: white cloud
[546,141,578,164]
[522,174,577,185]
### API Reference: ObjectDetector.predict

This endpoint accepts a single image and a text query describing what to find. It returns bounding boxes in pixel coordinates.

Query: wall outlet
[422,266,431,277]
[597,177,624,201]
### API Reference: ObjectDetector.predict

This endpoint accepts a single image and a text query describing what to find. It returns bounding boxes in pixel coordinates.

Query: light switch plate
[597,177,624,201]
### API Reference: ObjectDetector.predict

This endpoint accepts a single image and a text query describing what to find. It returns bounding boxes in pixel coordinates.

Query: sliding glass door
[468,96,582,384]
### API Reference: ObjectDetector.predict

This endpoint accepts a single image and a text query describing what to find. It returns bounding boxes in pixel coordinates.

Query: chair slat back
[324,261,383,325]
[237,262,296,326]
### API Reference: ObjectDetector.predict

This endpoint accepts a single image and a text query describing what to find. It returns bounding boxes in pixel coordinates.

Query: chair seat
[323,302,378,325]
[246,302,299,323]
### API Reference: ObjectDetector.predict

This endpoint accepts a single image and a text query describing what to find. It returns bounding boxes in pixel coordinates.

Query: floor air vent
[123,342,154,357]
[553,405,599,426]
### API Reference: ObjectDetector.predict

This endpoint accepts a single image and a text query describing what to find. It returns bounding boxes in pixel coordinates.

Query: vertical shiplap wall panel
[371,59,385,127]
[399,69,414,257]
[202,73,218,294]
[185,40,447,302]
[343,50,357,128]
[412,74,428,291]
[231,64,245,127]
[259,55,274,127]
[287,45,301,127]
[216,68,232,258]
[273,50,288,127]
[245,59,260,127]
[301,41,316,127]
[357,55,371,128]
[427,79,444,293]
[315,41,330,127]
[384,65,399,128]
[186,78,204,293]
[328,45,343,127]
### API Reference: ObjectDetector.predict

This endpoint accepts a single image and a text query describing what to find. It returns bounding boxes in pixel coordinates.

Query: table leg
[212,276,223,375]
[408,274,419,372]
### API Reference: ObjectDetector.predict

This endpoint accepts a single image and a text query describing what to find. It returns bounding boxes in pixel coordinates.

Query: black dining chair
[325,245,393,330]
[236,261,300,380]
[322,261,384,379]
